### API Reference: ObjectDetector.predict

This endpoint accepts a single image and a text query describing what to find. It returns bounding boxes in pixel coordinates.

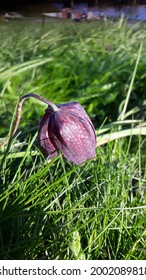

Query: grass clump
[0,18,146,260]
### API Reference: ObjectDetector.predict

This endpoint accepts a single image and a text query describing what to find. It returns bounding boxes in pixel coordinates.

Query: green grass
[0,17,146,260]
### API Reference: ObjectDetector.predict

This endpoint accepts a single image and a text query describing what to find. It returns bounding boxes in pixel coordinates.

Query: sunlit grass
[0,18,146,260]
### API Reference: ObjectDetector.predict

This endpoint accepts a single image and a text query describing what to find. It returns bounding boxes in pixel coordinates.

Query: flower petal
[38,111,57,158]
[49,110,96,165]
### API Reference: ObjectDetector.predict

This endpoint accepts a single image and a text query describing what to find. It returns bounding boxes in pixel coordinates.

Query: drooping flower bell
[38,102,96,165]
[10,93,96,165]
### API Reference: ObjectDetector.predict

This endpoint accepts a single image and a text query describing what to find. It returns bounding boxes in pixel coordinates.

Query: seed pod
[38,102,96,165]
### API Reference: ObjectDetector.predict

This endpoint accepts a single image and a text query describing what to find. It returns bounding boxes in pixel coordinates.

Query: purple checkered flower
[11,93,96,165]
[38,101,96,165]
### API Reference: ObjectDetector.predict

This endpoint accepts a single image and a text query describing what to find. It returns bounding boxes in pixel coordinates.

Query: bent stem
[0,93,59,147]
[11,93,59,137]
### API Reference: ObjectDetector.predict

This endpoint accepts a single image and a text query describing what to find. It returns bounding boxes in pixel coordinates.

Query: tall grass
[0,18,146,260]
